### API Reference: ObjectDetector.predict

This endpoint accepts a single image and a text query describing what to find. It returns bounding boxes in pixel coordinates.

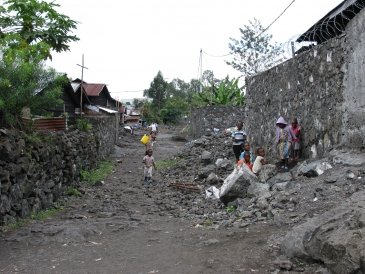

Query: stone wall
[0,116,116,225]
[341,9,365,148]
[190,106,245,138]
[245,37,345,159]
[245,9,365,159]
[191,9,365,159]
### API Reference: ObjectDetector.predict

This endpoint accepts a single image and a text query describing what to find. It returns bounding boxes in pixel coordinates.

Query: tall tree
[226,18,284,77]
[0,54,65,127]
[0,0,79,128]
[0,0,79,60]
[143,71,168,110]
[201,70,219,88]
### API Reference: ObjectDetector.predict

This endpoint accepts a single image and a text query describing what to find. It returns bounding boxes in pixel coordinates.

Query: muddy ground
[0,127,328,274]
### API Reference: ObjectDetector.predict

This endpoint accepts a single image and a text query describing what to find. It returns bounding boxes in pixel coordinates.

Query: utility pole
[77,54,88,116]
[291,41,295,57]
[199,49,203,93]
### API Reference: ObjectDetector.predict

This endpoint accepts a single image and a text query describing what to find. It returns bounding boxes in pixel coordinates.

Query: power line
[255,0,296,39]
[201,0,296,60]
[112,90,145,93]
[202,50,230,58]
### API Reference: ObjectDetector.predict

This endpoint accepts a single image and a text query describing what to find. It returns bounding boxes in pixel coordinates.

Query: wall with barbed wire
[245,6,365,159]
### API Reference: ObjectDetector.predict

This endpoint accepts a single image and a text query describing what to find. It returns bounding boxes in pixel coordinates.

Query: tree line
[0,0,284,128]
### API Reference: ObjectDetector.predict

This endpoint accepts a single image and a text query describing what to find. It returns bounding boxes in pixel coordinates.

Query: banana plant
[194,76,245,106]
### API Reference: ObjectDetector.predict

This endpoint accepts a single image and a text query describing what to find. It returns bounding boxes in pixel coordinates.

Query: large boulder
[219,164,258,205]
[281,191,365,274]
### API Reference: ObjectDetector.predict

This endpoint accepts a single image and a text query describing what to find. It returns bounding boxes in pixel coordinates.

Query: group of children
[235,142,268,175]
[142,116,301,185]
[232,116,301,174]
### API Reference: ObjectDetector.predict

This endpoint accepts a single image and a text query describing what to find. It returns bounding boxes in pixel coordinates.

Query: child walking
[142,149,157,186]
[275,116,296,171]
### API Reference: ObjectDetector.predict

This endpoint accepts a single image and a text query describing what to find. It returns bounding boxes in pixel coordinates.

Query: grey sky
[48,0,343,99]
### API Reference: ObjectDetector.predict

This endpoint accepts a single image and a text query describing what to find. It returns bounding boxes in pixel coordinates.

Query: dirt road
[0,128,286,274]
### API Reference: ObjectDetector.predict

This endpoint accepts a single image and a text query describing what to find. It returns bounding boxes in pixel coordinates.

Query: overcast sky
[48,0,343,99]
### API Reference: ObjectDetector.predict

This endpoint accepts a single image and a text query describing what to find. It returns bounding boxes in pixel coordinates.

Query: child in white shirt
[252,147,268,175]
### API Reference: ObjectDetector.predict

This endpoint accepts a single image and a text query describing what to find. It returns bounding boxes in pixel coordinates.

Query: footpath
[0,127,283,274]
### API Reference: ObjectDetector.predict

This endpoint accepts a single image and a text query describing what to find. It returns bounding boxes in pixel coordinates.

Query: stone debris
[148,131,365,272]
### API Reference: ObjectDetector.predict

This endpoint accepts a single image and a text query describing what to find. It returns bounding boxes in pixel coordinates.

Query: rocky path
[0,128,294,274]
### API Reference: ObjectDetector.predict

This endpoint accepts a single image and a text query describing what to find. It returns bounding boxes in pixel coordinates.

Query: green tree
[226,18,284,76]
[143,71,168,110]
[0,53,64,127]
[0,0,79,60]
[201,70,220,88]
[160,96,189,124]
[140,101,161,124]
[132,98,146,109]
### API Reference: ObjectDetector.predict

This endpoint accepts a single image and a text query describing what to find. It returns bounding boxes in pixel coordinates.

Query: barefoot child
[275,116,296,171]
[289,117,301,161]
[252,147,268,175]
[142,149,157,185]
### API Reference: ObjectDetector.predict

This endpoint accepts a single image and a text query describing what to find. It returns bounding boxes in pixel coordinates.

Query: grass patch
[30,207,61,220]
[66,186,82,197]
[1,207,63,233]
[155,158,180,170]
[80,161,114,185]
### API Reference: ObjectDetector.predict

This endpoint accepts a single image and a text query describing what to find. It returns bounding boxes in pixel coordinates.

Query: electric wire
[202,50,230,58]
[202,0,297,59]
[112,90,145,93]
[255,0,296,38]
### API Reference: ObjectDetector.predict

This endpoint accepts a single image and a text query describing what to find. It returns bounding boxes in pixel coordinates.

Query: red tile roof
[83,84,106,96]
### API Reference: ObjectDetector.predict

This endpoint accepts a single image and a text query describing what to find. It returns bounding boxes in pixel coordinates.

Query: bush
[76,118,93,132]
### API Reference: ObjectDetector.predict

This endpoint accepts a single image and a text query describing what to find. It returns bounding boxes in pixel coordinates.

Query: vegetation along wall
[245,8,365,159]
[0,116,116,225]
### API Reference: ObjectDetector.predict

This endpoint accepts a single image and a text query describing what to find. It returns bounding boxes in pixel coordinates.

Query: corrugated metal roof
[98,106,118,113]
[85,104,100,112]
[83,84,106,96]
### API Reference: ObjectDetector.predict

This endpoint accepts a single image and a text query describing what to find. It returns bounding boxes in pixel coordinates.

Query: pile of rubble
[149,132,363,225]
[147,131,365,273]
